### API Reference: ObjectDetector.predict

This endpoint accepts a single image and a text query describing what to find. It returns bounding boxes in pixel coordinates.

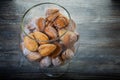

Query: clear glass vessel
[20,2,80,77]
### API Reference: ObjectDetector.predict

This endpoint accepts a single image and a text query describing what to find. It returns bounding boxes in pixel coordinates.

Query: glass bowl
[20,2,80,77]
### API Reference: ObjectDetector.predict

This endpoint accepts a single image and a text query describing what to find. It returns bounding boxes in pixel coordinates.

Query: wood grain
[0,0,120,79]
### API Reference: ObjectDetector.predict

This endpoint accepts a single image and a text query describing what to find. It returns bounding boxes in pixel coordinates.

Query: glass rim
[20,2,71,43]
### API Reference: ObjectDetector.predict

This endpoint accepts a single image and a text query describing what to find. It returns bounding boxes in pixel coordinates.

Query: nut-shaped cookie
[38,44,56,57]
[59,29,70,47]
[21,42,41,61]
[50,43,62,58]
[46,12,60,22]
[28,18,39,32]
[58,29,67,37]
[61,49,74,60]
[26,51,42,61]
[65,19,76,31]
[59,30,78,48]
[40,56,51,68]
[24,25,31,34]
[54,15,69,29]
[46,8,59,17]
[69,32,78,44]
[24,33,38,51]
[44,26,58,39]
[52,57,64,66]
[37,17,45,31]
[33,31,49,44]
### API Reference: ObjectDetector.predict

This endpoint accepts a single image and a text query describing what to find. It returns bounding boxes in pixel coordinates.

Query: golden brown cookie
[59,30,78,48]
[37,17,46,31]
[50,42,62,58]
[38,44,56,57]
[33,31,49,44]
[54,15,69,29]
[58,29,67,37]
[46,8,59,17]
[24,33,38,51]
[44,26,58,39]
[46,12,60,22]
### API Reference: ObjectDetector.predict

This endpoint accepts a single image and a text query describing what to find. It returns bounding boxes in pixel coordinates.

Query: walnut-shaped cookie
[50,42,62,58]
[46,8,59,17]
[21,42,42,61]
[40,56,52,68]
[24,33,38,51]
[61,49,74,61]
[37,17,46,32]
[59,29,78,48]
[44,26,58,39]
[52,57,64,66]
[26,51,42,61]
[38,44,56,57]
[46,12,60,22]
[54,15,69,29]
[33,31,49,44]
[65,19,76,31]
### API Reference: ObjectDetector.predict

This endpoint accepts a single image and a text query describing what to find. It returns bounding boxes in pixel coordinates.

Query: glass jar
[20,2,80,77]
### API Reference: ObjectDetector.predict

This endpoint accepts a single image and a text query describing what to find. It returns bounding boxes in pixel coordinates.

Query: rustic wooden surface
[0,0,120,79]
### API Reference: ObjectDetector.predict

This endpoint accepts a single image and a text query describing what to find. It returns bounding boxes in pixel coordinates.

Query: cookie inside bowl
[21,4,79,68]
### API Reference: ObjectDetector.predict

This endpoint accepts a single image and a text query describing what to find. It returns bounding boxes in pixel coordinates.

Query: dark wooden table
[0,0,120,79]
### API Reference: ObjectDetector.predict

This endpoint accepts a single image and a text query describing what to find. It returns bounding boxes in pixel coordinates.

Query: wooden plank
[0,22,120,49]
[0,0,120,79]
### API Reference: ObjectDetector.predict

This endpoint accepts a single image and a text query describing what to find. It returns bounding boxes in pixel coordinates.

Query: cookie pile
[21,8,79,68]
